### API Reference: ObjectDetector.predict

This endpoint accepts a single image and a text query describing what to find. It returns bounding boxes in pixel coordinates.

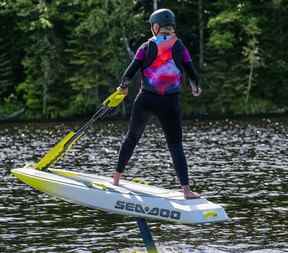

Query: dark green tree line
[0,0,287,119]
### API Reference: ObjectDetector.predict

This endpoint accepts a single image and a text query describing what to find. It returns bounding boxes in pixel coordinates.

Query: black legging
[117,90,189,186]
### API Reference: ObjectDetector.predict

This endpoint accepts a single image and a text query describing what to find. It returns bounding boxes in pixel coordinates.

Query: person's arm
[182,47,201,96]
[182,47,199,85]
[119,59,142,88]
[119,43,146,88]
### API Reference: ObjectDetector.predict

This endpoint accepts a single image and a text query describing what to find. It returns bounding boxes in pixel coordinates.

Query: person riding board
[113,8,202,199]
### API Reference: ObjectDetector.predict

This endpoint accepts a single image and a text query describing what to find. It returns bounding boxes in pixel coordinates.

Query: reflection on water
[1,118,288,253]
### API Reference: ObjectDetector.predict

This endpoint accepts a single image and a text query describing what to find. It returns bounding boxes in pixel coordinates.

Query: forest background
[0,0,287,120]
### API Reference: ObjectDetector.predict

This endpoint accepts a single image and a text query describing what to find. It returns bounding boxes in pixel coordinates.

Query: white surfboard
[11,166,229,225]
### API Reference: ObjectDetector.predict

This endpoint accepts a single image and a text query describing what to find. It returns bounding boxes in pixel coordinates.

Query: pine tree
[64,0,145,114]
[16,0,72,118]
[0,10,15,101]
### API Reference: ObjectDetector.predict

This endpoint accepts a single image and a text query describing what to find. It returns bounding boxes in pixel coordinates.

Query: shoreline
[1,111,287,126]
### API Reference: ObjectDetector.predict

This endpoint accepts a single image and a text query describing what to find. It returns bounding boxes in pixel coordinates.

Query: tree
[0,1,25,116]
[203,1,266,114]
[256,0,288,110]
[1,0,288,119]
[16,0,72,118]
[64,0,145,114]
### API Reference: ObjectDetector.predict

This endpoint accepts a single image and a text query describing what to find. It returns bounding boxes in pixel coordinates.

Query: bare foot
[112,172,122,186]
[181,185,201,199]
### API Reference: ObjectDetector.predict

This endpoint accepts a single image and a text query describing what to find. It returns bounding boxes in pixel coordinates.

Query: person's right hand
[117,86,128,96]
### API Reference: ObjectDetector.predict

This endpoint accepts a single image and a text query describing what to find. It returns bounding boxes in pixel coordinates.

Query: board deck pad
[49,169,185,199]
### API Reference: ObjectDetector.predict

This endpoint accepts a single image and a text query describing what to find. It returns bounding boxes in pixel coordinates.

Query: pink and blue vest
[135,35,189,95]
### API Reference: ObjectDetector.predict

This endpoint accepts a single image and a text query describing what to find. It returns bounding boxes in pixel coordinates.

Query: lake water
[0,118,287,253]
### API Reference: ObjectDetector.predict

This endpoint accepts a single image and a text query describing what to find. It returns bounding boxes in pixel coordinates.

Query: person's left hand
[191,85,202,97]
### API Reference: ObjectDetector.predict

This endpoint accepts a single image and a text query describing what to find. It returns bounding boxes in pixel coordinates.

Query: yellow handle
[102,89,126,108]
[34,89,126,171]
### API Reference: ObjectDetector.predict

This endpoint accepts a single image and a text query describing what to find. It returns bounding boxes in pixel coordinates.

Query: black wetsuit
[117,35,199,186]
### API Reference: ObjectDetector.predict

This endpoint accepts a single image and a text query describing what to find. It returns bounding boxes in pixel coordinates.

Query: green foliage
[0,6,16,101]
[0,36,14,99]
[208,31,236,49]
[1,0,288,119]
[231,97,276,115]
[204,1,267,114]
[64,0,145,115]
[0,94,22,116]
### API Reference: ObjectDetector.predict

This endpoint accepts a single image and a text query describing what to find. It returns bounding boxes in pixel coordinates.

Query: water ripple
[1,118,288,252]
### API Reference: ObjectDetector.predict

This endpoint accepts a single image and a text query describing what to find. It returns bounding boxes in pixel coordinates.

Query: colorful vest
[142,35,183,95]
